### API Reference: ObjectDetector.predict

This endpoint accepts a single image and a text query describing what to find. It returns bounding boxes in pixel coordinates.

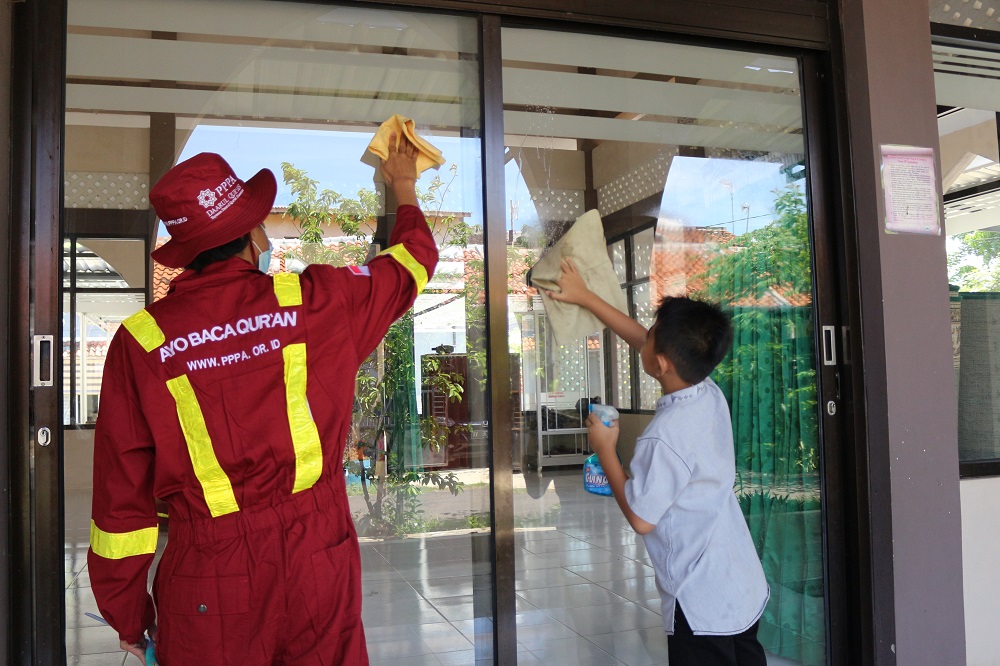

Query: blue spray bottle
[145,633,158,665]
[583,404,620,496]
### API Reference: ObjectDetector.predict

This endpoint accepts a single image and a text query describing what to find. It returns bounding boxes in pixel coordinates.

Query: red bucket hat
[150,152,277,268]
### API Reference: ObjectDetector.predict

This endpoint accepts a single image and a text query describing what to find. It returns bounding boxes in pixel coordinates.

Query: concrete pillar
[837,0,965,662]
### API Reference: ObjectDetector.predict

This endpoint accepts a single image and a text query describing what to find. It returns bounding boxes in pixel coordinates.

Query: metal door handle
[821,326,837,366]
[33,335,53,387]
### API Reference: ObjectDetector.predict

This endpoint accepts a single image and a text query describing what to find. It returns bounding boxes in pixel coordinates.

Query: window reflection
[65,2,491,662]
[504,26,824,666]
[63,238,147,426]
[937,104,1000,462]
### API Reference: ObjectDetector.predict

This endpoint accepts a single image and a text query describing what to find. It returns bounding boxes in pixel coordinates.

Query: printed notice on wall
[881,144,941,235]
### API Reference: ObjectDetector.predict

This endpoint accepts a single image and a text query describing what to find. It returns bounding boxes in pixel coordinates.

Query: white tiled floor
[65,470,803,665]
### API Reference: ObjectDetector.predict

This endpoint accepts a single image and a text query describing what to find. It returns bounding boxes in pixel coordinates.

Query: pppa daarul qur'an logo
[197,176,244,220]
[198,189,218,208]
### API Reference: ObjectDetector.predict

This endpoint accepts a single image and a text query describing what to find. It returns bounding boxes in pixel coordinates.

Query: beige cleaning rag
[528,210,629,346]
[364,114,446,174]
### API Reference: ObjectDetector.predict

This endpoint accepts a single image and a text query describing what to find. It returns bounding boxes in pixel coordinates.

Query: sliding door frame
[488,14,856,663]
[9,0,68,664]
[8,1,874,664]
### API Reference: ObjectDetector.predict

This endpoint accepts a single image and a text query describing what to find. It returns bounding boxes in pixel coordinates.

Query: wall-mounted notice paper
[881,144,941,235]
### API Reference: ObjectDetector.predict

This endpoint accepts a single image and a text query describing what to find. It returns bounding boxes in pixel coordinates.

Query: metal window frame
[605,222,655,413]
[931,21,1000,480]
[63,230,151,428]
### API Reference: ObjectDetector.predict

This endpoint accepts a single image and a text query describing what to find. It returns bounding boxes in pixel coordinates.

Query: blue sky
[501,153,803,236]
[175,124,483,231]
[660,156,803,233]
[173,125,803,237]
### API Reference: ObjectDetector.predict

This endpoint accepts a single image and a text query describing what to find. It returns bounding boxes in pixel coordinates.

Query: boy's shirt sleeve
[87,331,158,645]
[625,437,692,526]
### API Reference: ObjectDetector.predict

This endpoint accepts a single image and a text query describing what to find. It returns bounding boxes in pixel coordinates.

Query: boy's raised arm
[544,258,648,351]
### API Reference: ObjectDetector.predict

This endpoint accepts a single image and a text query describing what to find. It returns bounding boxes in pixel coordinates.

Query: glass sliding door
[502,28,825,665]
[64,1,491,662]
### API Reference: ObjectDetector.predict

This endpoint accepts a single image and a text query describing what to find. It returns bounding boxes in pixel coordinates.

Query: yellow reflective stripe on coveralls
[378,244,428,294]
[166,374,240,517]
[283,343,322,493]
[89,520,158,560]
[273,272,303,307]
[122,309,165,352]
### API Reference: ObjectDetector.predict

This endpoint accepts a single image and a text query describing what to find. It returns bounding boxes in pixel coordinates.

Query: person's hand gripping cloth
[527,209,629,346]
[364,114,446,174]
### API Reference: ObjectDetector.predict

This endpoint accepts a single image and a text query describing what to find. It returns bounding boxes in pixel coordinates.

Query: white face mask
[252,226,272,272]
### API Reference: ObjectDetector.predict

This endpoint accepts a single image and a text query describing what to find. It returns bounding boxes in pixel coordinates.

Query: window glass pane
[533,316,605,433]
[615,335,633,410]
[633,281,661,410]
[611,239,628,283]
[503,26,823,665]
[64,2,492,661]
[633,226,654,280]
[62,238,72,289]
[62,236,147,427]
[74,295,138,423]
[76,239,147,289]
[936,67,1000,464]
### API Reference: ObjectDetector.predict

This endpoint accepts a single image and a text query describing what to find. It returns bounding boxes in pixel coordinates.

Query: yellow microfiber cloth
[365,114,445,174]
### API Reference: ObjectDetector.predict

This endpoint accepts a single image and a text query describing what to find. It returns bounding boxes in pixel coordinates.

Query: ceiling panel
[502,67,801,129]
[69,0,477,53]
[503,110,804,153]
[67,33,474,96]
[501,28,800,90]
[67,84,476,129]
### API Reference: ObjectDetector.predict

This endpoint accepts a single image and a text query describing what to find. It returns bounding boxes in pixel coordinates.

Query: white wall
[963,477,1000,665]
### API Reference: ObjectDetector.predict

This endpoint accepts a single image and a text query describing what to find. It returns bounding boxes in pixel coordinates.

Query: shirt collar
[167,256,259,295]
[655,380,707,411]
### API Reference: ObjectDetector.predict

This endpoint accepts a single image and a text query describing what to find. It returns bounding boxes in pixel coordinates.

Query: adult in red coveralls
[88,136,435,665]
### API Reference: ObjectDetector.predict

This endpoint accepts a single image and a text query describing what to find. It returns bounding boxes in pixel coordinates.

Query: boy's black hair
[185,234,251,271]
[651,296,732,385]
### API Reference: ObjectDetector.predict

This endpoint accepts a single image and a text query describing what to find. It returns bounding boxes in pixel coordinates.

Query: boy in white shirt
[546,258,769,666]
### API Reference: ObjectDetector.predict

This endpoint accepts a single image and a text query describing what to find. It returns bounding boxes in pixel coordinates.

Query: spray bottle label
[583,453,614,496]
[583,404,620,496]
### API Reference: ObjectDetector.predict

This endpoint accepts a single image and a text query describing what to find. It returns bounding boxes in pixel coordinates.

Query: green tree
[282,161,475,537]
[694,183,819,482]
[701,184,812,303]
[281,162,381,266]
[948,230,1000,291]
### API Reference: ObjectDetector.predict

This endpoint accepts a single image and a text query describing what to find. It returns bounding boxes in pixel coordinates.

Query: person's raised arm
[544,258,647,350]
[338,133,438,362]
[380,132,419,208]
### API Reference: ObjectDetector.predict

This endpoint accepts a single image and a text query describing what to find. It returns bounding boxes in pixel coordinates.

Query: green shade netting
[712,305,824,665]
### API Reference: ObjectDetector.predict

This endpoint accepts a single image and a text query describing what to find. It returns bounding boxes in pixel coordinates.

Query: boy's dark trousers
[668,603,767,666]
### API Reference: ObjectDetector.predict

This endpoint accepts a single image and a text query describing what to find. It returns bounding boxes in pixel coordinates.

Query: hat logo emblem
[197,189,218,208]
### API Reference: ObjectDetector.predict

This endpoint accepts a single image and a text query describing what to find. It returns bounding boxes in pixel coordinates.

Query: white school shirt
[625,378,769,635]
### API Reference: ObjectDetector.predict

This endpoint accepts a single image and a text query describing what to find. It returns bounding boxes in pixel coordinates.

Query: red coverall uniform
[88,205,437,665]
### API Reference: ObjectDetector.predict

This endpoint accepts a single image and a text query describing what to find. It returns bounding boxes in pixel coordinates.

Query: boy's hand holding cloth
[528,209,629,346]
